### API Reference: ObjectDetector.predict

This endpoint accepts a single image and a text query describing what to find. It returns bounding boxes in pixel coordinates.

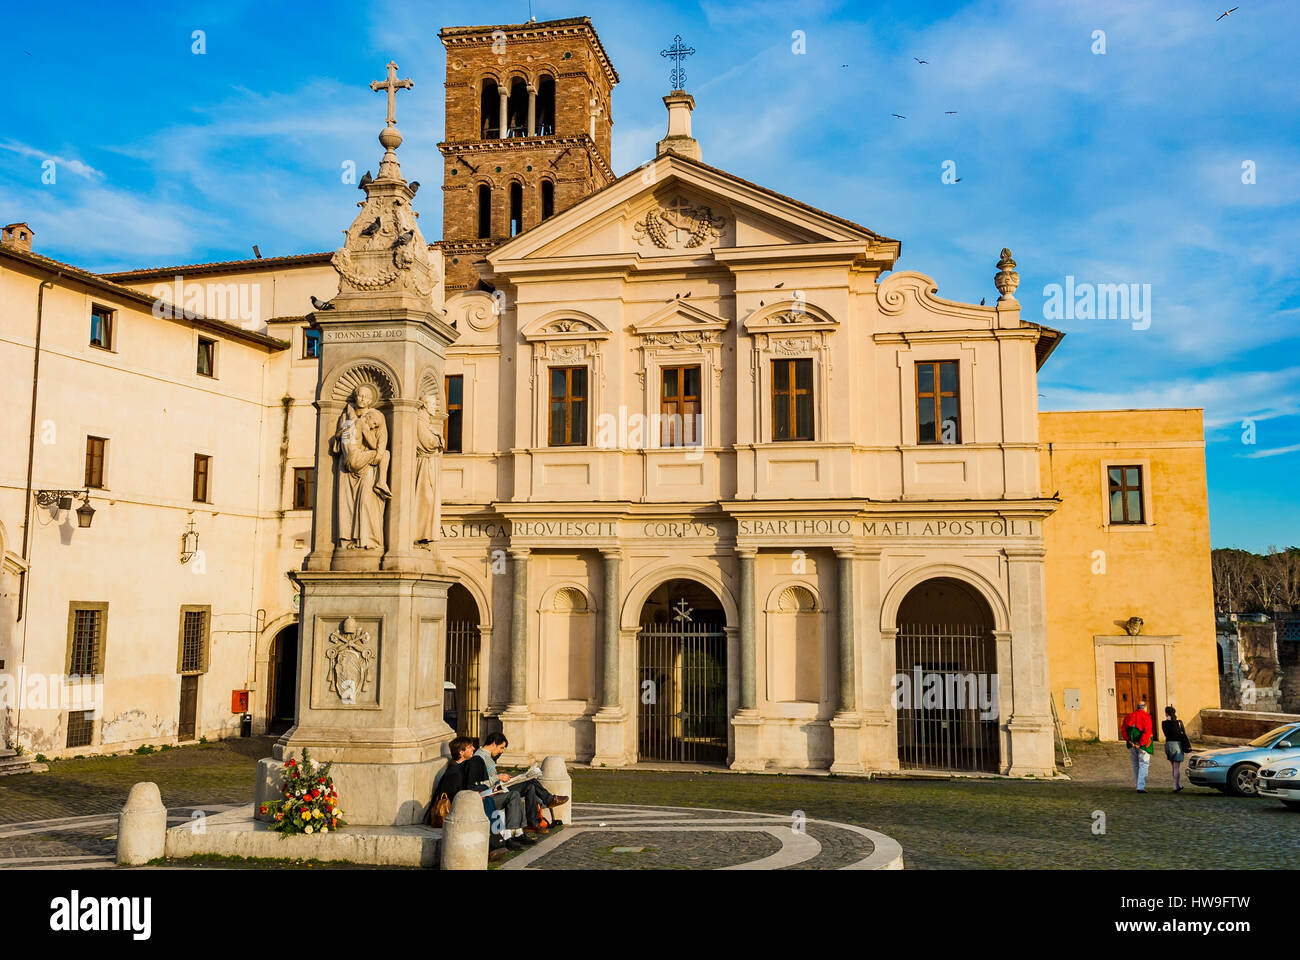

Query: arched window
[477,183,491,239]
[509,182,523,236]
[480,79,499,139]
[507,78,528,137]
[541,180,555,220]
[536,75,556,136]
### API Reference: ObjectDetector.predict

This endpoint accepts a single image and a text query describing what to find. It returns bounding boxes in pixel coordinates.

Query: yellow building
[1040,409,1217,740]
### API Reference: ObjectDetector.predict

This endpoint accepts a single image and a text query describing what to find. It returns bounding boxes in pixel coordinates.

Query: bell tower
[437,17,619,291]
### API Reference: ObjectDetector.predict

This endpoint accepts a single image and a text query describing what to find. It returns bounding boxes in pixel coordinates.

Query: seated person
[427,735,475,826]
[465,732,569,843]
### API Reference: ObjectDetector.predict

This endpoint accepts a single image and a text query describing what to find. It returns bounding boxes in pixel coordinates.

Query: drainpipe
[14,276,55,747]
[18,277,55,622]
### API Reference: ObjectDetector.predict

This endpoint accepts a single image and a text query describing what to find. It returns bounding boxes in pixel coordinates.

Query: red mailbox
[231,690,249,713]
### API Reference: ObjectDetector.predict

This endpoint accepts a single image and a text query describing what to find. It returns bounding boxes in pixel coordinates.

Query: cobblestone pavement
[501,803,895,870]
[0,736,1297,869]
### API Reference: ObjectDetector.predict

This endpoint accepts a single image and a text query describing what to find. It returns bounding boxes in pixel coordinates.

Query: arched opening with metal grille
[445,583,482,741]
[637,578,728,765]
[895,577,1000,773]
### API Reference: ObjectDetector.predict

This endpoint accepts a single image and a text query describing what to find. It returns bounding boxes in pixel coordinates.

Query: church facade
[0,17,1217,775]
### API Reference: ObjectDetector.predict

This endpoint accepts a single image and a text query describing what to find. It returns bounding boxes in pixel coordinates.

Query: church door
[1115,661,1157,741]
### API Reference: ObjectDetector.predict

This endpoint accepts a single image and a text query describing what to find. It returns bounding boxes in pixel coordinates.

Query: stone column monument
[270,62,460,826]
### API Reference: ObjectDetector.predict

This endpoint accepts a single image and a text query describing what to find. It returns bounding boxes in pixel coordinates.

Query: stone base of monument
[164,805,442,867]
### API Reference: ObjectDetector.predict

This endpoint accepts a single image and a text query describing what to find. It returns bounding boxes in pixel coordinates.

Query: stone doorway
[268,624,299,736]
[445,583,482,741]
[637,579,728,765]
[895,577,1000,774]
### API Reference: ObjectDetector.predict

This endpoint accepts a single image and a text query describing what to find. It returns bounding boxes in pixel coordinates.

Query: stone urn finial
[995,247,1020,301]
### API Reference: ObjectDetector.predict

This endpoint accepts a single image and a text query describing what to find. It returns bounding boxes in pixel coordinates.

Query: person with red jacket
[1123,699,1155,792]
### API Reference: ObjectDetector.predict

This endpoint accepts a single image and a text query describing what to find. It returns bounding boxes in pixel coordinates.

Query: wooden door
[1115,661,1156,740]
[178,674,198,741]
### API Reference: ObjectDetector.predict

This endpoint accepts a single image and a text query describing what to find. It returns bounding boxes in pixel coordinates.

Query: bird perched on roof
[359,217,381,237]
[775,281,785,288]
[409,181,420,196]
[311,296,335,311]
[358,170,373,189]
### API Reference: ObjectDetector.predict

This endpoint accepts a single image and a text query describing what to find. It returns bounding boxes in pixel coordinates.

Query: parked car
[1186,723,1300,797]
[1256,754,1300,809]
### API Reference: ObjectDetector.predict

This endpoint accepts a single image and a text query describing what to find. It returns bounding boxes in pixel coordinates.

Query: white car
[1255,755,1300,809]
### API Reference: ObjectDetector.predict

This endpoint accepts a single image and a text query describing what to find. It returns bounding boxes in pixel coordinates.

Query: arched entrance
[637,579,728,764]
[445,583,482,740]
[267,624,299,735]
[895,577,1000,773]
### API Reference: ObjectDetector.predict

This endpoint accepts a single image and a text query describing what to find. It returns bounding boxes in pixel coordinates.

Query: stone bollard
[540,755,572,826]
[254,758,286,822]
[440,789,489,870]
[117,782,167,866]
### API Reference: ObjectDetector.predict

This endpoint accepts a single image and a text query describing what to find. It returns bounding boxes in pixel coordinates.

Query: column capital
[508,547,531,560]
[735,547,758,559]
[599,547,624,561]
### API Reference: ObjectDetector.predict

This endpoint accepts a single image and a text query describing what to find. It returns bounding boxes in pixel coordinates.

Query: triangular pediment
[488,153,895,268]
[631,298,728,335]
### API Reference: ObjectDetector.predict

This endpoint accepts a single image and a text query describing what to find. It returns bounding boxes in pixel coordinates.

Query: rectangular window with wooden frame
[66,602,108,678]
[84,436,107,489]
[197,336,217,377]
[771,358,814,442]
[661,365,702,446]
[89,305,114,350]
[916,360,961,444]
[292,467,315,510]
[1108,465,1145,524]
[177,605,211,675]
[193,454,211,503]
[548,366,588,446]
[445,374,464,453]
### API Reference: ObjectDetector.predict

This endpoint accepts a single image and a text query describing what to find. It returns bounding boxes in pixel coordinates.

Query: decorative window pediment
[744,298,838,333]
[521,309,611,343]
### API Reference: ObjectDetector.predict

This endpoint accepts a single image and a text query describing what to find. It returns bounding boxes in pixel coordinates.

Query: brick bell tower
[437,16,619,291]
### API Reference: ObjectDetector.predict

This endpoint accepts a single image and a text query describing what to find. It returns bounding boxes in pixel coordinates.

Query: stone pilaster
[830,548,864,774]
[1005,546,1055,776]
[592,549,629,766]
[731,549,764,771]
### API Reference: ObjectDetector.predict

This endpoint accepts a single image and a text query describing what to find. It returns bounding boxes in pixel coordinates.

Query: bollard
[540,755,572,826]
[117,782,167,866]
[440,789,489,870]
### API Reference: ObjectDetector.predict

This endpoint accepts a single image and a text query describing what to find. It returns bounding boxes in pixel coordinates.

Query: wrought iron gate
[445,620,481,741]
[637,621,728,764]
[895,623,1000,773]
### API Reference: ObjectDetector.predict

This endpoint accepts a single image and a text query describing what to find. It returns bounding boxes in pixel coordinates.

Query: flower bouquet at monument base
[261,749,346,837]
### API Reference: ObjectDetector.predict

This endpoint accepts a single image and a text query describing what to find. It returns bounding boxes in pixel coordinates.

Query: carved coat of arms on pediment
[633,197,726,250]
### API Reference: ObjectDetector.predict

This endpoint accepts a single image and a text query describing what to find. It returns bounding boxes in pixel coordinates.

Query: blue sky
[2,0,1296,550]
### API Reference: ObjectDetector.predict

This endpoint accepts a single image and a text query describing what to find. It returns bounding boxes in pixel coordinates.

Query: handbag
[1177,720,1191,753]
[428,792,451,827]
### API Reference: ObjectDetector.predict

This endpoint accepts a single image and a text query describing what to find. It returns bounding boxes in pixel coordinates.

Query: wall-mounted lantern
[35,489,95,528]
[180,519,200,564]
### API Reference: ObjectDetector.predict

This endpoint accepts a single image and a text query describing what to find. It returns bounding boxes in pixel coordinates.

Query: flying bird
[359,217,382,237]
[310,296,335,311]
[408,181,420,196]
[891,114,906,119]
[914,58,928,64]
[358,170,373,189]
[1216,6,1238,20]
[945,111,958,116]
[394,228,415,246]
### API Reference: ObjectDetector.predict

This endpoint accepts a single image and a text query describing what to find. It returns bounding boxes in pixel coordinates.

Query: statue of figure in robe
[414,392,444,546]
[332,383,391,550]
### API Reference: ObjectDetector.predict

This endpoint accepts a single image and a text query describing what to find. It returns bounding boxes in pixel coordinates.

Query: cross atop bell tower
[436,16,619,292]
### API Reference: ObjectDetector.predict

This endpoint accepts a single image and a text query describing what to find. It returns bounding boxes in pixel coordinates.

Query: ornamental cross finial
[370,61,413,126]
[660,35,695,90]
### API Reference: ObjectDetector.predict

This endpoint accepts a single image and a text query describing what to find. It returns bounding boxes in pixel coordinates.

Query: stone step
[0,749,16,759]
[0,755,47,777]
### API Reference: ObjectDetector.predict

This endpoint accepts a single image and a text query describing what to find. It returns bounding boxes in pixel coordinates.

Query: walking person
[1162,706,1191,792]
[1122,698,1155,792]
